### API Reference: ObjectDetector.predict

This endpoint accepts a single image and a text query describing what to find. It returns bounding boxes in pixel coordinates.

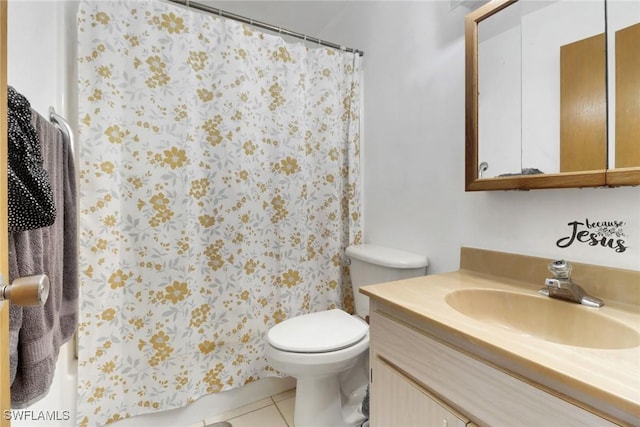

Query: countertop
[360,247,640,425]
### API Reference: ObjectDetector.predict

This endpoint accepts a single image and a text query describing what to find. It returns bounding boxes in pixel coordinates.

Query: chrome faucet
[539,260,604,308]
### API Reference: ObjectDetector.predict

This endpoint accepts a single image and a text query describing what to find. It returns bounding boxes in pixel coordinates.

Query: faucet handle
[544,278,561,288]
[548,259,572,279]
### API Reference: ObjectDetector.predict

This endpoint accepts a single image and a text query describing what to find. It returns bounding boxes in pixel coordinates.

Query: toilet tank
[345,244,428,318]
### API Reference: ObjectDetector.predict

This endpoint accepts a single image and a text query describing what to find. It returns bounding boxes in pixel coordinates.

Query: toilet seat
[267,309,368,353]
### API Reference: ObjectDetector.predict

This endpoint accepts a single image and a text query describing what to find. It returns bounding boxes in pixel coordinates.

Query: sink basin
[445,289,640,349]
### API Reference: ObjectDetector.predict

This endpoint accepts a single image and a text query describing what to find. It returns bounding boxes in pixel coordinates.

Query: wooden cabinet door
[615,22,640,168]
[0,1,9,425]
[560,33,607,172]
[371,356,469,427]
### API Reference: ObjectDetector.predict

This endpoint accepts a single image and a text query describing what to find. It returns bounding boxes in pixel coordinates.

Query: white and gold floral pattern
[76,1,362,425]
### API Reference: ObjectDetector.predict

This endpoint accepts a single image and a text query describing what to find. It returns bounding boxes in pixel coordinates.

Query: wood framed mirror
[465,0,639,191]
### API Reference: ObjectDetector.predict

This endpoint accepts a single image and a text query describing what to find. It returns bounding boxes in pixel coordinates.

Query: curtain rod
[166,0,364,57]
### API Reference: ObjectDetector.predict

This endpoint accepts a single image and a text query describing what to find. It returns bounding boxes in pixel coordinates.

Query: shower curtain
[76,0,362,425]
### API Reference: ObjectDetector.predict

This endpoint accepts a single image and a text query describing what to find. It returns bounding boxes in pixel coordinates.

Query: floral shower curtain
[75,1,362,424]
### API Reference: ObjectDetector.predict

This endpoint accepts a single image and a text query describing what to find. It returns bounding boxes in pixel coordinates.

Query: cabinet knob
[1,274,50,306]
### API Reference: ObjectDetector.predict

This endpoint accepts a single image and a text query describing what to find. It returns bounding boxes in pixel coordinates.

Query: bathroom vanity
[361,247,640,427]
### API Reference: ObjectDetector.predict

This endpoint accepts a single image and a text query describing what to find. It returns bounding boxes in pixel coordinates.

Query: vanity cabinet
[368,302,618,427]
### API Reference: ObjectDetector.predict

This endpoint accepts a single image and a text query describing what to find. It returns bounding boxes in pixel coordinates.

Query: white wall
[8,1,62,114]
[288,1,640,273]
[7,0,640,425]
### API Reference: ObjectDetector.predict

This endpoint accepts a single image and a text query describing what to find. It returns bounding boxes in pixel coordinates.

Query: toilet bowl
[265,244,428,427]
[266,310,369,427]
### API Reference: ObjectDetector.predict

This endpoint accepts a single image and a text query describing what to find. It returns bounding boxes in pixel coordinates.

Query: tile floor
[185,388,296,427]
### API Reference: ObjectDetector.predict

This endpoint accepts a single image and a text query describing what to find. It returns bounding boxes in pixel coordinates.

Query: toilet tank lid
[345,244,428,269]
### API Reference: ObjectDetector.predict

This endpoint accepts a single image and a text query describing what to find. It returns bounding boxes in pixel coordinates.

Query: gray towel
[8,109,78,408]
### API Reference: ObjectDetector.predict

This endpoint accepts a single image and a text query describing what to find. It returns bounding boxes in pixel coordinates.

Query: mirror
[465,0,640,191]
[606,0,640,186]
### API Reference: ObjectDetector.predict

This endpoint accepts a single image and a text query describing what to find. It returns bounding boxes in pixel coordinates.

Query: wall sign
[556,219,627,253]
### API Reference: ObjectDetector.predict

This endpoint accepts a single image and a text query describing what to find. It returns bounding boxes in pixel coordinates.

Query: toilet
[266,244,428,427]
